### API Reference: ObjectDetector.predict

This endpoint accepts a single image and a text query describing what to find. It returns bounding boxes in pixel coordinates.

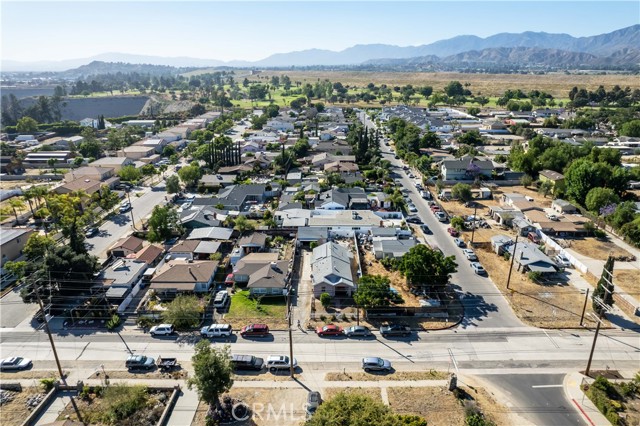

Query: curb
[563,372,611,426]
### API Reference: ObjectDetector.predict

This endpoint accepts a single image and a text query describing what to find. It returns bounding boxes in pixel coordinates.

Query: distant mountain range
[3,25,638,71]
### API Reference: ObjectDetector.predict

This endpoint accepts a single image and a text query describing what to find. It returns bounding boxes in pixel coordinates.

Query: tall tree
[396,245,458,293]
[354,275,403,309]
[593,256,615,316]
[187,340,234,410]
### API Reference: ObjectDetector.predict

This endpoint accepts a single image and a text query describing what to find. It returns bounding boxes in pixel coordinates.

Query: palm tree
[22,188,36,216]
[387,191,405,212]
[8,198,25,224]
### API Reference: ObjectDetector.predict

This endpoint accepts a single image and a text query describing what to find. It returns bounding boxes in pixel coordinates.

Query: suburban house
[265,119,294,132]
[186,227,234,241]
[23,151,72,168]
[368,192,392,210]
[512,217,537,236]
[373,238,417,259]
[232,253,280,285]
[311,153,356,168]
[490,235,513,255]
[168,240,221,261]
[119,145,156,160]
[324,160,359,173]
[316,188,370,210]
[525,210,589,237]
[98,258,147,302]
[538,169,565,190]
[141,138,168,154]
[203,184,279,211]
[247,260,290,296]
[0,228,33,267]
[505,242,557,275]
[229,233,268,266]
[54,176,120,195]
[199,174,236,189]
[180,206,223,229]
[552,199,578,214]
[131,244,164,267]
[440,155,494,180]
[108,236,145,258]
[64,166,115,183]
[488,207,524,226]
[90,157,134,172]
[297,227,329,246]
[150,259,218,296]
[311,242,355,297]
[308,210,385,237]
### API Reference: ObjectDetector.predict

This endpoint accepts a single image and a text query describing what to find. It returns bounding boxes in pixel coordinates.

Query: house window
[321,286,326,293]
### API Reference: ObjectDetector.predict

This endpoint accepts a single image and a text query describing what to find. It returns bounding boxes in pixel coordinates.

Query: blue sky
[2,1,638,62]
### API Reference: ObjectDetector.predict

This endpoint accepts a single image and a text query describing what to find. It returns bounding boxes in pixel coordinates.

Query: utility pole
[585,314,603,378]
[579,289,590,326]
[470,202,478,245]
[286,291,294,379]
[506,234,519,290]
[126,189,137,230]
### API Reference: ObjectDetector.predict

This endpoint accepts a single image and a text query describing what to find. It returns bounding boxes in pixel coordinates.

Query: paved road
[0,284,39,329]
[481,373,584,426]
[358,110,522,328]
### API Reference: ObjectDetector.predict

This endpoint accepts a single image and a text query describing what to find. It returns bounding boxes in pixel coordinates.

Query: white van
[200,324,233,338]
[213,290,229,308]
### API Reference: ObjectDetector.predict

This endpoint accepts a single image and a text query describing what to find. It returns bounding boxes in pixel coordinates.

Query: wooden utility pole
[287,291,294,378]
[35,287,66,383]
[585,317,602,378]
[506,234,519,290]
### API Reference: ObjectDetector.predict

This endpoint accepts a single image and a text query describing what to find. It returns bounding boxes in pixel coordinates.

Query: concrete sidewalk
[166,387,200,426]
[563,372,611,426]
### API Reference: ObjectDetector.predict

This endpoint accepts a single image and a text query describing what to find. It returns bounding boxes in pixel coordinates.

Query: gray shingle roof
[311,242,354,288]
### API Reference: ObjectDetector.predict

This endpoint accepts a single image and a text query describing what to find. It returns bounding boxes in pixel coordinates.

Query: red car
[447,227,459,237]
[316,324,343,337]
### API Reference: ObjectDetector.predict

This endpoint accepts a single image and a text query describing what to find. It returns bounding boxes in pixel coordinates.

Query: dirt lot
[0,370,61,381]
[192,388,308,426]
[569,238,633,261]
[326,370,447,382]
[387,385,508,426]
[87,368,188,380]
[475,244,604,328]
[257,71,640,98]
[362,251,422,307]
[323,387,381,401]
[0,387,46,426]
[613,269,640,300]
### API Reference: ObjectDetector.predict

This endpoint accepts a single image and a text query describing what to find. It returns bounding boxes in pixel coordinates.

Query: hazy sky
[2,1,638,62]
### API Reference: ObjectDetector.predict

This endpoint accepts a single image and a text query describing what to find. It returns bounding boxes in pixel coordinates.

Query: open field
[613,269,640,300]
[255,71,640,98]
[0,387,46,426]
[224,290,288,329]
[570,238,633,261]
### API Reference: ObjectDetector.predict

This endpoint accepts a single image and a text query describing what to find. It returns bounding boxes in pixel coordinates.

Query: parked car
[362,357,392,372]
[230,354,264,371]
[119,202,131,213]
[453,238,466,248]
[421,224,432,234]
[462,249,478,261]
[420,190,431,199]
[555,254,571,268]
[345,326,372,338]
[316,324,343,337]
[306,391,323,418]
[240,323,270,337]
[201,324,233,338]
[266,355,297,372]
[408,173,415,178]
[85,227,99,238]
[447,227,459,237]
[213,290,229,308]
[394,155,399,159]
[0,356,32,371]
[528,232,541,243]
[435,211,447,222]
[406,215,422,224]
[380,324,411,337]
[149,324,175,336]
[408,205,417,213]
[470,262,487,275]
[125,354,155,370]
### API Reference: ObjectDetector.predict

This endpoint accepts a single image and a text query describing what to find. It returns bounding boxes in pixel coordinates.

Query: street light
[584,313,603,378]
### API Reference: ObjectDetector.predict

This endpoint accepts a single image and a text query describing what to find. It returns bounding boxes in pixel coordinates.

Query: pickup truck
[125,354,155,370]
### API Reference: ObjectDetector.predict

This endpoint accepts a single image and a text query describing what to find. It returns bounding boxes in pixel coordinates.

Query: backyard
[224,290,288,329]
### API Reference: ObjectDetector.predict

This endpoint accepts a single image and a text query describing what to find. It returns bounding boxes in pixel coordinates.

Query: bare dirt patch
[87,368,188,380]
[475,242,604,328]
[233,372,304,382]
[613,269,640,299]
[0,387,46,426]
[192,388,308,426]
[326,370,448,382]
[0,370,61,381]
[387,386,465,425]
[570,238,633,261]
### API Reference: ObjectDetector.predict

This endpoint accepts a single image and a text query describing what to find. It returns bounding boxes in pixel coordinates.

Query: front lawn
[225,290,288,329]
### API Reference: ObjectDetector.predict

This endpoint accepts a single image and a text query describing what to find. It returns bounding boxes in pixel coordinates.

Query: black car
[231,354,264,371]
[380,324,412,337]
[406,216,422,224]
[85,227,99,238]
[420,224,432,234]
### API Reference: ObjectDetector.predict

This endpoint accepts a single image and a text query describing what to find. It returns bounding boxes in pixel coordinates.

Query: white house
[265,120,294,132]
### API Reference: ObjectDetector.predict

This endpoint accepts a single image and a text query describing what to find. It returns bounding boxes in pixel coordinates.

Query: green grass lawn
[226,290,287,320]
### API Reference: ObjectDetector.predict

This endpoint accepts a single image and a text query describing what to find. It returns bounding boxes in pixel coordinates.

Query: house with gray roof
[311,242,355,297]
[150,259,218,296]
[0,227,33,268]
[373,239,417,259]
[491,235,513,255]
[199,174,236,189]
[232,253,279,284]
[317,187,370,210]
[440,155,494,180]
[200,184,279,211]
[98,258,148,301]
[552,199,577,214]
[247,260,290,296]
[506,241,557,274]
[180,206,223,229]
[187,227,234,241]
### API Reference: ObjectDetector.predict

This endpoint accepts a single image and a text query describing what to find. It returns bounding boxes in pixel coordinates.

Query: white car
[0,356,32,371]
[213,290,229,308]
[555,255,571,268]
[201,324,233,338]
[266,355,297,372]
[470,262,487,275]
[462,249,477,261]
[408,205,417,213]
[149,324,175,336]
[435,211,447,222]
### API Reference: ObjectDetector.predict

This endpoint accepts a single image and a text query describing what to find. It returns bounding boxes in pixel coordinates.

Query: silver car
[362,357,392,372]
[0,357,32,371]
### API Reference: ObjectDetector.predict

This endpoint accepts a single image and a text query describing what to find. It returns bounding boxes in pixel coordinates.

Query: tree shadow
[604,312,640,333]
[449,284,498,329]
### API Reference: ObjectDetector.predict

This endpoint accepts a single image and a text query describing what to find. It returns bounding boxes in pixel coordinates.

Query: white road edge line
[531,384,564,388]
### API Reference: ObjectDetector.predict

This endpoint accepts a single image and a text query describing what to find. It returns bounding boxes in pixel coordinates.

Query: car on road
[453,238,466,248]
[0,356,32,371]
[447,227,459,237]
[345,325,372,338]
[266,355,297,372]
[408,205,417,213]
[420,190,431,200]
[361,357,392,372]
[149,324,175,336]
[306,391,323,418]
[435,211,447,222]
[421,224,431,234]
[316,324,343,337]
[555,254,571,268]
[201,324,233,338]
[380,324,411,337]
[406,215,422,224]
[119,202,131,213]
[231,354,264,371]
[470,262,487,275]
[462,249,478,261]
[408,173,415,178]
[85,227,99,238]
[126,354,155,370]
[240,323,270,337]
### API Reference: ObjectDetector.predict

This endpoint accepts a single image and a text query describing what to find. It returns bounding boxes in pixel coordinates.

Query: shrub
[40,378,56,392]
[319,315,327,322]
[594,229,607,239]
[320,292,331,309]
[528,271,543,282]
[106,313,121,330]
